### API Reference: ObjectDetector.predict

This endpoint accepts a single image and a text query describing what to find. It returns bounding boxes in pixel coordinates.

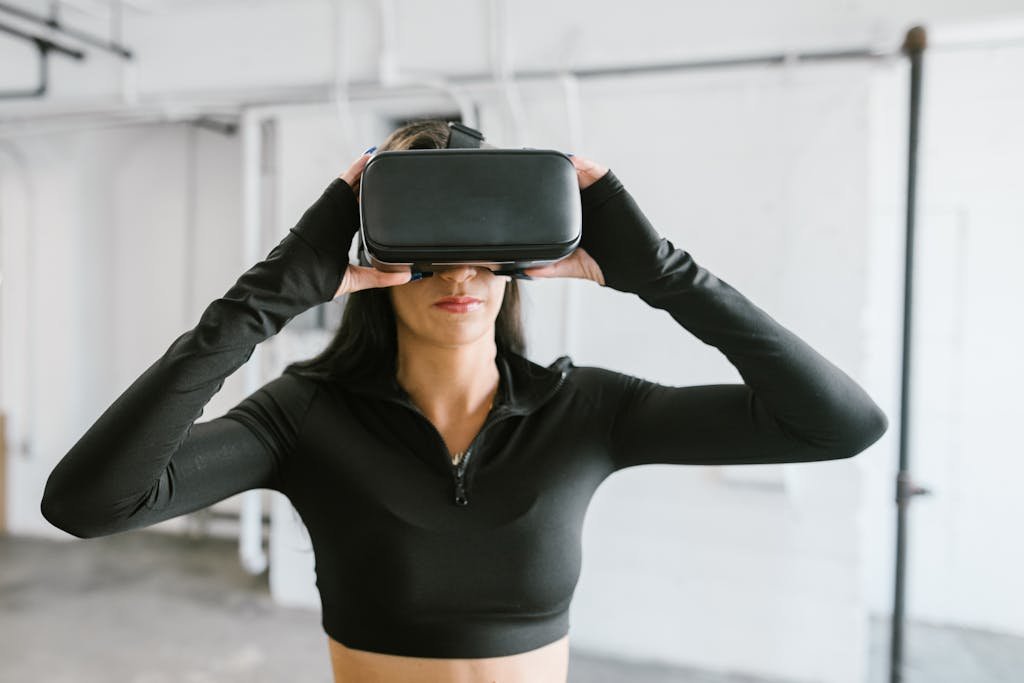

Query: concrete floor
[1,531,1021,683]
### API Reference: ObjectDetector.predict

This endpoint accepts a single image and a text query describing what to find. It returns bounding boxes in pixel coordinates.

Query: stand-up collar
[344,350,573,416]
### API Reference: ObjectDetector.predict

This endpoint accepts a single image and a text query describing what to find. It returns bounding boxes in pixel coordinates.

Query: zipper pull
[452,447,471,507]
[453,469,469,506]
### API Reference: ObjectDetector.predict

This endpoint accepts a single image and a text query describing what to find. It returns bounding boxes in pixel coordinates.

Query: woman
[41,119,888,683]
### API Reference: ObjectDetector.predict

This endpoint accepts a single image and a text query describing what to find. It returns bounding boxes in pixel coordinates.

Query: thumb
[335,264,413,297]
[371,268,416,289]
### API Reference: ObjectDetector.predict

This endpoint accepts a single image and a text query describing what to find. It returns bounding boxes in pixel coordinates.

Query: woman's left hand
[521,154,608,285]
[521,246,606,285]
[568,153,609,191]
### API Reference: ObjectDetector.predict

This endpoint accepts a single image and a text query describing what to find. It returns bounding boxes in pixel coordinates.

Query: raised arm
[40,173,361,538]
[574,169,888,470]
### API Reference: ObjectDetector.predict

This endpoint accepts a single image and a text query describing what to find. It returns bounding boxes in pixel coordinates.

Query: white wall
[553,63,880,683]
[0,123,246,537]
[3,2,1023,682]
[862,38,1024,639]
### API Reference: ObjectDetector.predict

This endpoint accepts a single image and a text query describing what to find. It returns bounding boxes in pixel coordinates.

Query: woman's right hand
[333,150,413,298]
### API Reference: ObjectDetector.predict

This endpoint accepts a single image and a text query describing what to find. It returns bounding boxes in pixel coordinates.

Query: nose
[437,265,480,283]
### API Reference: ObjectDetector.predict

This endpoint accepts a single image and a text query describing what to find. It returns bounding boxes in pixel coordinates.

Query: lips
[434,296,481,305]
[433,295,483,314]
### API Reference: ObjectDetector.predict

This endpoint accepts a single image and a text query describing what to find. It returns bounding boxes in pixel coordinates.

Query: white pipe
[487,0,529,146]
[558,32,584,361]
[114,0,140,108]
[0,142,35,472]
[372,0,476,125]
[0,113,210,140]
[237,109,268,575]
[7,26,1021,138]
[376,0,400,87]
[332,0,356,152]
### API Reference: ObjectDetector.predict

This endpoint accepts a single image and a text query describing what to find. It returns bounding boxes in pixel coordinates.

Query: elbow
[775,402,890,463]
[40,481,108,540]
[40,493,104,540]
[40,497,99,539]
[41,474,157,539]
[831,405,890,460]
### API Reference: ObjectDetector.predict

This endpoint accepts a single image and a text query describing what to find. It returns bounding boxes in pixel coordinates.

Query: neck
[394,328,500,421]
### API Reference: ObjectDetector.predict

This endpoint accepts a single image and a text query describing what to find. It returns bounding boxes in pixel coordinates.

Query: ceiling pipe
[0,1,133,58]
[0,42,899,127]
[0,20,85,99]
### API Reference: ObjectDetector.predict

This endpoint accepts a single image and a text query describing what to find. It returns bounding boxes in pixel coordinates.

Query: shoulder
[263,369,322,403]
[532,357,644,430]
[224,369,322,427]
[560,358,638,396]
[513,352,638,403]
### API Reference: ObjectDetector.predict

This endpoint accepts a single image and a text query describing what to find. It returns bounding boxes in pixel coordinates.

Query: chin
[428,324,494,346]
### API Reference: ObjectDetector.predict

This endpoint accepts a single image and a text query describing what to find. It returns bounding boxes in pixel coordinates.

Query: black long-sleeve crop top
[40,167,888,659]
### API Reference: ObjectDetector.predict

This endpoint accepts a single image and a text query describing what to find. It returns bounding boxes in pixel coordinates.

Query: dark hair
[284,118,527,383]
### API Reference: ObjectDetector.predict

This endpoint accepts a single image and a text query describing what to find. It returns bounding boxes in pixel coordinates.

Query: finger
[522,263,560,278]
[334,264,410,297]
[525,252,599,281]
[371,268,415,289]
[349,264,411,291]
[339,152,372,188]
[527,261,584,279]
[568,155,597,172]
[565,155,608,190]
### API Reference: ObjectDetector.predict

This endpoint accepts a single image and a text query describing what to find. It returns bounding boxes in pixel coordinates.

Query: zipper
[386,397,506,507]
[438,408,504,507]
[383,366,569,507]
[448,368,569,506]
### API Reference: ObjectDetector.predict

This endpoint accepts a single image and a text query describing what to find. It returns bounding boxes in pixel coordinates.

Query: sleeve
[40,177,360,538]
[576,170,889,471]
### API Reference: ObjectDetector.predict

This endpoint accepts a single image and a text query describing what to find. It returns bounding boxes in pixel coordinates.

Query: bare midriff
[326,633,569,683]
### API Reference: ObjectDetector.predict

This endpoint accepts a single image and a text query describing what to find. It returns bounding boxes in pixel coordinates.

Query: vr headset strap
[444,123,528,278]
[446,121,485,148]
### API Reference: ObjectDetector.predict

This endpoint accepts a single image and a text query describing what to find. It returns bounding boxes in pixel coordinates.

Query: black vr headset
[355,121,581,278]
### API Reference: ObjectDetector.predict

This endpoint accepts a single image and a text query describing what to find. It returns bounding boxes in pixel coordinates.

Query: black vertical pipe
[890,25,929,683]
